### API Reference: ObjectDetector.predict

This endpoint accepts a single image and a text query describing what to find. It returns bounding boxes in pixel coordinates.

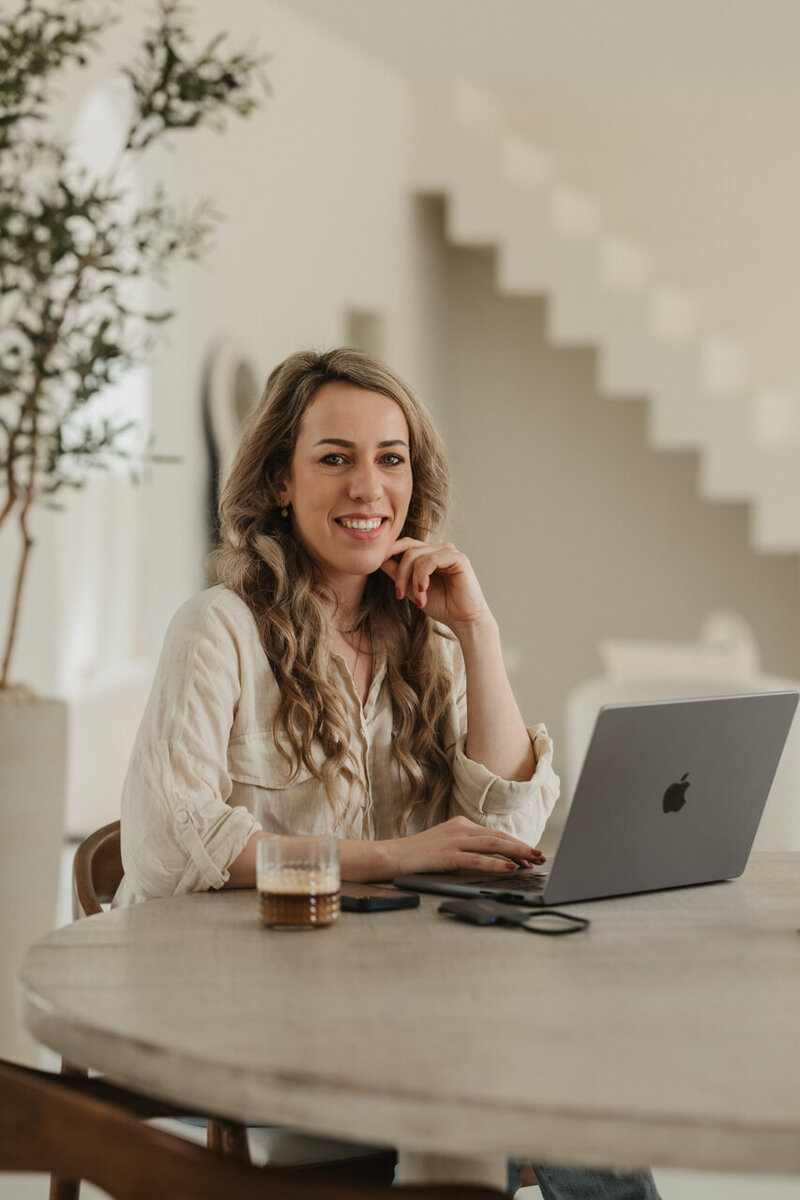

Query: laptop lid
[541,690,798,904]
[395,691,798,906]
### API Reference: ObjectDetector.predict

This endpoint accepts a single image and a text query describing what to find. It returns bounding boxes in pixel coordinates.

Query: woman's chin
[339,538,396,573]
[352,552,388,577]
[321,548,389,581]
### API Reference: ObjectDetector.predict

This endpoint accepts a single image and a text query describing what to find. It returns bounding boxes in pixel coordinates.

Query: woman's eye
[381,453,404,466]
[320,453,346,466]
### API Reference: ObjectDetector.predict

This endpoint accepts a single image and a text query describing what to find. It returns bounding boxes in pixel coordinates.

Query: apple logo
[662,772,690,813]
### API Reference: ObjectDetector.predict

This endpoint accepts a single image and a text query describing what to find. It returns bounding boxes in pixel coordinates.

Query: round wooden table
[19,853,800,1186]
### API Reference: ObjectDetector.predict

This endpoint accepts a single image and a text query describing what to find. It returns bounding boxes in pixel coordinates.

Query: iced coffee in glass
[256,835,340,929]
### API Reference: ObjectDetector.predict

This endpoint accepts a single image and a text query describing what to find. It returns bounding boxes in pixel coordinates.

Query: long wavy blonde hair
[208,347,455,832]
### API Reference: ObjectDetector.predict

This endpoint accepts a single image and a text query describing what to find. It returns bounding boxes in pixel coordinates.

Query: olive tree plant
[0,0,268,693]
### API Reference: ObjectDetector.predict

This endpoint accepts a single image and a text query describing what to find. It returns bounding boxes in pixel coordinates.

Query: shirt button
[176,809,189,824]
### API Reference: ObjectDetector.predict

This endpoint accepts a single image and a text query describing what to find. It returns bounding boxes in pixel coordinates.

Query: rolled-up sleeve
[115,593,261,904]
[444,638,560,845]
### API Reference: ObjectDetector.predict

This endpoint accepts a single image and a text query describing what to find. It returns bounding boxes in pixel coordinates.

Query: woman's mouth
[334,516,389,540]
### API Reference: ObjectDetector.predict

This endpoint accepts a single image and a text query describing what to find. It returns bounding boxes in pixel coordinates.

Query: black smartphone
[339,882,420,912]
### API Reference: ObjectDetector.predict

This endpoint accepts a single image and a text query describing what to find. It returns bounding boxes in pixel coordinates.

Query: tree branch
[0,488,35,690]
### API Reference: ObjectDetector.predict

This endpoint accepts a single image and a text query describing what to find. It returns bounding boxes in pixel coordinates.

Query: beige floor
[3,848,799,1200]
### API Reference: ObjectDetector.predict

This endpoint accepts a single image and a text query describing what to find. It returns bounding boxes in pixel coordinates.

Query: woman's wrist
[449,609,499,648]
[338,836,398,882]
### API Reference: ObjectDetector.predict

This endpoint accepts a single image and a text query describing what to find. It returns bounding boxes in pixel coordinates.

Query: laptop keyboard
[453,869,549,894]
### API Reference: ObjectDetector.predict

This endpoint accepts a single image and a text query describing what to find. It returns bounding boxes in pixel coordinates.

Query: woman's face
[279,381,414,590]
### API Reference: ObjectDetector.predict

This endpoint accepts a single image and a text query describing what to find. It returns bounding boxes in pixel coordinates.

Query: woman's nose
[349,463,382,502]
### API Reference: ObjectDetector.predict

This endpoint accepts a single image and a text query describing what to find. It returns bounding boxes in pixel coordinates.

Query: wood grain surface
[18,853,800,1174]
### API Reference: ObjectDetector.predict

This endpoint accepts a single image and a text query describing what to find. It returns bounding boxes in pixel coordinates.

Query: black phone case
[340,890,420,912]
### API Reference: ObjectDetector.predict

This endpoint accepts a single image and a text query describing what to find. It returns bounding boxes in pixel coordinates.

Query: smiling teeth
[340,518,383,530]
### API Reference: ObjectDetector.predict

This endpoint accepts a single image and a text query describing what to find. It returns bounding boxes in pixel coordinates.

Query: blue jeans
[507,1161,662,1199]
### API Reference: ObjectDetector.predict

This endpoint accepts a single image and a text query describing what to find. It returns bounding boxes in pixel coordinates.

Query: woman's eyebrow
[313,438,409,448]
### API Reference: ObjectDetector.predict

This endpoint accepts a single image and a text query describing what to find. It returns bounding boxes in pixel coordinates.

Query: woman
[117,347,556,901]
[117,347,660,1199]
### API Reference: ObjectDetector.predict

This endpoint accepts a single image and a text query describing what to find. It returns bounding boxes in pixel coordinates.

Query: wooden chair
[70,819,127,920]
[2,1058,506,1200]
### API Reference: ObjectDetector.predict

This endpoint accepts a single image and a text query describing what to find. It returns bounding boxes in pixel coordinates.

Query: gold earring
[280,504,289,518]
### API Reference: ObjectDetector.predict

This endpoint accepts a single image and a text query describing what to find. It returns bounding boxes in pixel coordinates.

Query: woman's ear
[273,471,290,508]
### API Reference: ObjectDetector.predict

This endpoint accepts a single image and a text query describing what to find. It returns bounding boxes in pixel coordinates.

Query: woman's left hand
[380,538,492,631]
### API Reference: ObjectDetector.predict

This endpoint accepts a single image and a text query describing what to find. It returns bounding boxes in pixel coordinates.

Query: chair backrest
[72,820,123,920]
[0,1059,506,1200]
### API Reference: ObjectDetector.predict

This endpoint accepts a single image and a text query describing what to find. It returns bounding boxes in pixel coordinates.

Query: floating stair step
[697,393,761,501]
[751,447,800,551]
[596,293,658,396]
[546,241,606,346]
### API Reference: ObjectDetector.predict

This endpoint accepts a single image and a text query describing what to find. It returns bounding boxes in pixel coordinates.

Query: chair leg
[49,1174,81,1200]
[50,1062,87,1200]
[206,1118,251,1162]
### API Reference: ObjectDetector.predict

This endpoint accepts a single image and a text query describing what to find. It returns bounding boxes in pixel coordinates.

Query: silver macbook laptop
[394,691,799,906]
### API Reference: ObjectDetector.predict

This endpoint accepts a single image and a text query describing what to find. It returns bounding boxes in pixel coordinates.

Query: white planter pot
[0,696,67,1063]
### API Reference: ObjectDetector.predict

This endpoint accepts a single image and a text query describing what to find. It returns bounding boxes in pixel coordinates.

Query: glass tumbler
[256,835,340,929]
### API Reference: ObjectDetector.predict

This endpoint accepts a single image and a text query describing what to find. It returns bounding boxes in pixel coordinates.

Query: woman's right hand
[385,815,545,877]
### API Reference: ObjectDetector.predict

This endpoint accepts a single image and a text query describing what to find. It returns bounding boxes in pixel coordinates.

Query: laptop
[394,691,799,906]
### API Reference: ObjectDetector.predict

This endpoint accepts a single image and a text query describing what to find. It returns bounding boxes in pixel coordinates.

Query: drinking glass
[256,835,340,929]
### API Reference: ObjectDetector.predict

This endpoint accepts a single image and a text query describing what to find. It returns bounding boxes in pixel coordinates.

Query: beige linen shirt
[114,585,560,905]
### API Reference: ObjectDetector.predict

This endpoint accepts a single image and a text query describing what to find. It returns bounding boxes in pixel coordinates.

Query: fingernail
[396,588,402,599]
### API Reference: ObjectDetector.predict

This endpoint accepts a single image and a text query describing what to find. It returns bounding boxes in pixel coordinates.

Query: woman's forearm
[222,830,397,888]
[222,830,270,888]
[453,614,536,782]
[222,819,542,891]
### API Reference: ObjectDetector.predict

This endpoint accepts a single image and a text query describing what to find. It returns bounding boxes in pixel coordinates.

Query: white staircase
[411,85,800,559]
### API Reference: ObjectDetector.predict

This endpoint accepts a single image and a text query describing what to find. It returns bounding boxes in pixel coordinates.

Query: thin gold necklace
[335,627,370,695]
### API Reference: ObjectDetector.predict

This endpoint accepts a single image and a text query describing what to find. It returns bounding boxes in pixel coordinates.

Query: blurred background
[3,0,800,833]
